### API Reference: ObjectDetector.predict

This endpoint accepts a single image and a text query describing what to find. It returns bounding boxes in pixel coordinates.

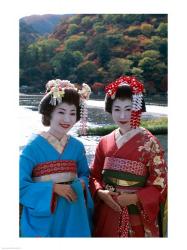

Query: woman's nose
[120,112,130,120]
[120,112,126,119]
[63,114,70,122]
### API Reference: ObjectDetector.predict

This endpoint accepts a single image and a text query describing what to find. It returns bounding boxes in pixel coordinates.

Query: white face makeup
[48,102,77,139]
[112,98,132,134]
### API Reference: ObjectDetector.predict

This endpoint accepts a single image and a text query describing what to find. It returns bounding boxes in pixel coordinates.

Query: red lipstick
[60,124,70,129]
[119,121,128,124]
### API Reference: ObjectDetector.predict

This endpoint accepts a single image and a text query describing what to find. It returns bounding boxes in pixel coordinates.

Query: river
[19,94,168,163]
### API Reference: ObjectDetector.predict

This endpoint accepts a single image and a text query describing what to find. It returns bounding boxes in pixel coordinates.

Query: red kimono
[89,127,167,237]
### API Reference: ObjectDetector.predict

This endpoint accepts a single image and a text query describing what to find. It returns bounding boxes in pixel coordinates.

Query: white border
[1,0,187,249]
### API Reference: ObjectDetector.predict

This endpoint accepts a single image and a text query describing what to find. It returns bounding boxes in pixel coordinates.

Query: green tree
[108,58,133,79]
[51,50,83,78]
[38,38,60,61]
[93,36,111,66]
[140,23,154,37]
[142,50,160,59]
[138,56,167,90]
[25,38,60,65]
[125,25,142,36]
[67,24,79,35]
[81,16,93,29]
[138,57,157,72]
[93,22,106,33]
[72,51,84,65]
[107,34,123,46]
[64,35,87,51]
[156,23,167,37]
[131,67,144,79]
[26,43,40,66]
[126,52,142,67]
[76,61,98,83]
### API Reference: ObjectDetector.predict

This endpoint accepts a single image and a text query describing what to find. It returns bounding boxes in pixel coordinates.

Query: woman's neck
[47,129,66,141]
[119,126,132,135]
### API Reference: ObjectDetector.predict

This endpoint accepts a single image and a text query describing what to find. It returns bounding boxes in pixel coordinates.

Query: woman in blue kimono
[20,79,93,237]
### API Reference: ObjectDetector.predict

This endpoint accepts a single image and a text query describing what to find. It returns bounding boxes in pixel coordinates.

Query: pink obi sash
[103,157,146,176]
[32,160,77,183]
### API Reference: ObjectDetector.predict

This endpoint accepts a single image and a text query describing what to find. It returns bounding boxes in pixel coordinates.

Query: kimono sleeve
[76,142,90,186]
[19,144,54,217]
[89,139,106,198]
[76,141,94,223]
[136,135,167,232]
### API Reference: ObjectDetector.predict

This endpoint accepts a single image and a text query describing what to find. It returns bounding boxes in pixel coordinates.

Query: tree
[125,25,142,36]
[51,50,83,78]
[107,34,123,46]
[126,52,142,67]
[76,61,98,83]
[35,38,60,61]
[72,51,84,65]
[91,82,105,94]
[156,23,167,37]
[93,22,106,33]
[108,58,133,79]
[131,67,144,79]
[81,16,93,29]
[67,24,79,35]
[138,56,167,91]
[142,50,160,59]
[138,57,157,72]
[140,23,154,37]
[93,36,111,66]
[64,35,87,51]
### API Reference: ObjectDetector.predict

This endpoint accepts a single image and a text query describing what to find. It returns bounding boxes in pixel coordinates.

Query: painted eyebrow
[57,108,76,112]
[113,105,132,108]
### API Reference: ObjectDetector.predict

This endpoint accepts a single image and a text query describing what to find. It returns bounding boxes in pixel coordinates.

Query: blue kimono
[20,132,93,237]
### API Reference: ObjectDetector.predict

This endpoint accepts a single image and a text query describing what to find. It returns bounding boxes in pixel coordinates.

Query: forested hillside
[20,14,70,35]
[20,14,167,94]
[19,20,40,47]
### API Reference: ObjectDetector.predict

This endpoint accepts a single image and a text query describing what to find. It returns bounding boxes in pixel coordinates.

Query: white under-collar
[40,131,69,154]
[115,127,143,149]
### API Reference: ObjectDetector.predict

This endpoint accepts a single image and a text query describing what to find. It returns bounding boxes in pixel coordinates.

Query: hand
[97,189,122,212]
[117,193,138,207]
[54,183,77,202]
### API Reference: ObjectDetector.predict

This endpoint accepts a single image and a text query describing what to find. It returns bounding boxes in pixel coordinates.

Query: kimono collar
[40,131,69,154]
[115,127,142,149]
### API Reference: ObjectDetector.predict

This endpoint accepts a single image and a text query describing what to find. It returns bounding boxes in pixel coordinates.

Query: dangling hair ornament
[45,79,91,135]
[78,83,91,136]
[105,76,144,128]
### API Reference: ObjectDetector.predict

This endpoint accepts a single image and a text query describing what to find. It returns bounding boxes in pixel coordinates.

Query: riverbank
[87,117,167,136]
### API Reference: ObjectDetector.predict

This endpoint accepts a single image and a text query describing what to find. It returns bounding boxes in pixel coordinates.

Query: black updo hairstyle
[105,84,146,114]
[38,88,81,126]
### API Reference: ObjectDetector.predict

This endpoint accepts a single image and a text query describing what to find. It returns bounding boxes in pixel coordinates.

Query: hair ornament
[46,79,76,105]
[78,83,91,136]
[105,76,145,129]
[78,83,91,101]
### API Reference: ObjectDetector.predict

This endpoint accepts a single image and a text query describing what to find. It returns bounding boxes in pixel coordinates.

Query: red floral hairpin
[105,76,144,98]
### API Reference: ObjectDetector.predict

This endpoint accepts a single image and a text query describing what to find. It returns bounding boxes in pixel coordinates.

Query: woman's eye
[71,113,76,116]
[114,109,120,111]
[59,111,65,114]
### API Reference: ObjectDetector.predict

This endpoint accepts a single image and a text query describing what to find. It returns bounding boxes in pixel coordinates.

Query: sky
[0,0,187,249]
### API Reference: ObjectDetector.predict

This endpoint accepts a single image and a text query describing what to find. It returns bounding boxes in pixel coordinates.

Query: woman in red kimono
[89,76,167,237]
